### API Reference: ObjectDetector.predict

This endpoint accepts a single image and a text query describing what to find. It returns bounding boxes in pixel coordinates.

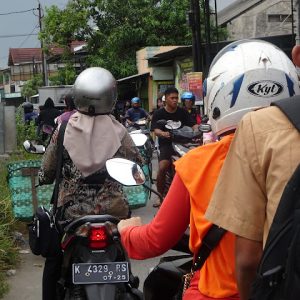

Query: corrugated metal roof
[117,72,149,82]
[218,0,264,25]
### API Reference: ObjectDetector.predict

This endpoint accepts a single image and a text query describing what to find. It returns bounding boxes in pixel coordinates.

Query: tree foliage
[21,75,43,99]
[48,63,76,85]
[41,0,227,80]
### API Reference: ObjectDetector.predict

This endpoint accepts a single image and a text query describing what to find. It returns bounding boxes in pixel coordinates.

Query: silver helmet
[73,67,117,115]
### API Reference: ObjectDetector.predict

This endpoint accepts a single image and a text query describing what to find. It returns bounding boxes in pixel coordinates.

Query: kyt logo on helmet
[248,80,283,97]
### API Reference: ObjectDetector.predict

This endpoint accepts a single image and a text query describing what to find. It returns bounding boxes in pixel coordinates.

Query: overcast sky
[0,0,236,69]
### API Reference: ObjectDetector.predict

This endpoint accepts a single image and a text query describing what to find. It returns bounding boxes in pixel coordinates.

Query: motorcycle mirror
[106,158,146,186]
[199,123,212,133]
[23,140,45,154]
[129,133,148,147]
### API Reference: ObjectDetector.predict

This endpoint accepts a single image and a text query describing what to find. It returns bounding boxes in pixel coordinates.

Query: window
[10,85,15,93]
[268,14,292,23]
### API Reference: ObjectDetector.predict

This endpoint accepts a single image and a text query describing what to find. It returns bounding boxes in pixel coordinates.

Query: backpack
[250,96,300,300]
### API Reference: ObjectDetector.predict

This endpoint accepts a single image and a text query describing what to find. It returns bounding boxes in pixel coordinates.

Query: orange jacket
[175,134,237,298]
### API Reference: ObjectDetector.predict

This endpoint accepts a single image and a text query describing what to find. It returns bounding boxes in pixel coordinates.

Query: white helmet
[203,39,300,136]
[73,67,117,115]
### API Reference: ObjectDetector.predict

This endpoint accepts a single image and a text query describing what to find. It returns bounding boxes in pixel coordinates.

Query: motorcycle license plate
[72,262,129,284]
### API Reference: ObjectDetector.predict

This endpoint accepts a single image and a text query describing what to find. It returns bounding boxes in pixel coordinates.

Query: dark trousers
[42,254,63,300]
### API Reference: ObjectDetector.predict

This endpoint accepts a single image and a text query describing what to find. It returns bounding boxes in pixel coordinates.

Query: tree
[48,63,76,85]
[40,0,227,79]
[21,75,43,100]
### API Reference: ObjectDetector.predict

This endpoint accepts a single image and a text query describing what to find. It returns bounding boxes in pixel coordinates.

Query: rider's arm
[120,173,190,259]
[38,129,59,185]
[154,128,170,138]
[142,109,150,119]
[235,236,263,300]
[124,109,132,120]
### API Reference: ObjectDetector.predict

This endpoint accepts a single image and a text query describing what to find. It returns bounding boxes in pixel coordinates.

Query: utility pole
[189,0,203,72]
[297,0,300,45]
[203,0,211,77]
[38,1,48,86]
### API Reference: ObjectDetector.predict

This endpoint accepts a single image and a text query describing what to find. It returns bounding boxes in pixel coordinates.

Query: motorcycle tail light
[88,225,109,249]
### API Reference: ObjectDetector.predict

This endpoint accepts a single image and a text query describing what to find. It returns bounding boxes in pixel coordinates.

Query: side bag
[28,206,61,258]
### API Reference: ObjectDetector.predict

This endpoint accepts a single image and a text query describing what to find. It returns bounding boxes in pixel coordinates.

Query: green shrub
[15,105,39,149]
[0,159,19,298]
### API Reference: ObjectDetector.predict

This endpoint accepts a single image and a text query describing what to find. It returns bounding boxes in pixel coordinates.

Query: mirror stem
[142,183,163,202]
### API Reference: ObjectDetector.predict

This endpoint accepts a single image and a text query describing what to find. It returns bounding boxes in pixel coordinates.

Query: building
[0,41,86,107]
[219,0,296,40]
[117,46,179,112]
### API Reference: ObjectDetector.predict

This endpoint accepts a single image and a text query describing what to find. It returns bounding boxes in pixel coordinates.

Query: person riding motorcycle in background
[125,96,150,125]
[23,102,38,124]
[151,87,197,207]
[56,92,77,124]
[181,91,201,124]
[117,40,300,300]
[36,97,61,141]
[38,67,142,300]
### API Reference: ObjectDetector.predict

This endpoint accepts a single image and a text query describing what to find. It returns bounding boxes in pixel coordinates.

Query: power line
[18,24,40,48]
[0,8,37,16]
[0,34,38,39]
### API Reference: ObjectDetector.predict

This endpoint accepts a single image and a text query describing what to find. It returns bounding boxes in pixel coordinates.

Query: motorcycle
[126,118,154,173]
[156,120,211,198]
[106,158,192,300]
[122,132,153,209]
[23,142,143,300]
[123,119,155,209]
[58,214,142,300]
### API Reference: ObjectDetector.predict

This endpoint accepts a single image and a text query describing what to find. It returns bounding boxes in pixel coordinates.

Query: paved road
[3,156,183,299]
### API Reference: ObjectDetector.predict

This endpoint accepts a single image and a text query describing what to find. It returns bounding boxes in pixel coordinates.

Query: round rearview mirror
[23,140,45,154]
[106,158,145,186]
[130,133,148,147]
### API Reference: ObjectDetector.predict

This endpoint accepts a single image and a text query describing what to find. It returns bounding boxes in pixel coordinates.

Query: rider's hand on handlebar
[118,217,142,234]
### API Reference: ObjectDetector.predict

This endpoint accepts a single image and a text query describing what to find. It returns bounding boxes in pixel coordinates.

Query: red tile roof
[8,41,86,66]
[8,48,42,66]
[48,41,86,56]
